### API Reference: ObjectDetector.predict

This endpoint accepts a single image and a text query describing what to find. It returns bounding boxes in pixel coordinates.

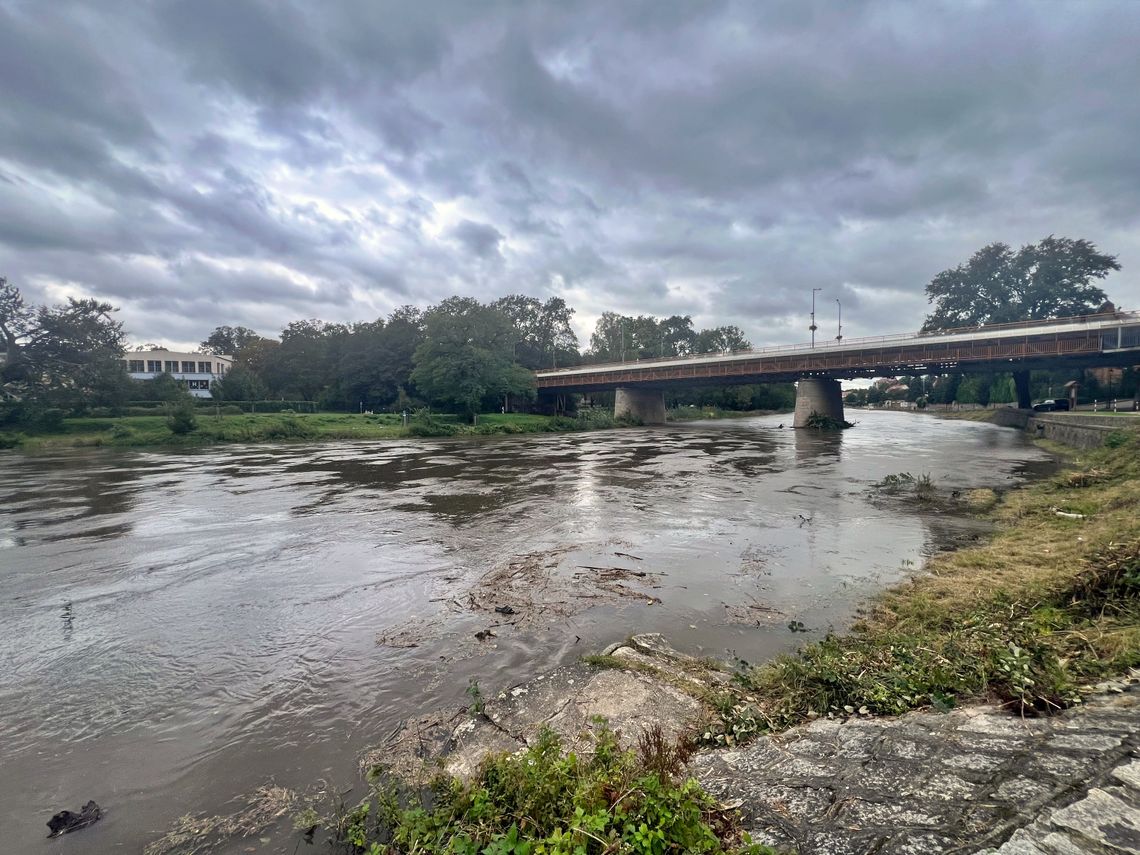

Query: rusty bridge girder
[535,313,1140,394]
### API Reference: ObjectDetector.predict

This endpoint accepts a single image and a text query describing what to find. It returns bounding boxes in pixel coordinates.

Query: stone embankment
[375,635,1140,855]
[696,680,1139,854]
[988,409,1138,449]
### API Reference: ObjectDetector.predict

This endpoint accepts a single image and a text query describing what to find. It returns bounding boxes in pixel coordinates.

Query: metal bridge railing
[536,309,1138,377]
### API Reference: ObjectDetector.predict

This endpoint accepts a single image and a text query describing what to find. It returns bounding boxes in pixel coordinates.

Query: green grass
[696,426,1140,745]
[318,724,772,855]
[0,410,624,451]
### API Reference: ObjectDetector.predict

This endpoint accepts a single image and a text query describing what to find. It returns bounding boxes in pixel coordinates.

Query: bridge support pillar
[1013,370,1032,410]
[614,387,666,425]
[793,378,844,428]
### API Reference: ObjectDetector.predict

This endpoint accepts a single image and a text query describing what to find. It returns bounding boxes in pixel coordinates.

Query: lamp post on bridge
[810,288,821,347]
[836,298,843,343]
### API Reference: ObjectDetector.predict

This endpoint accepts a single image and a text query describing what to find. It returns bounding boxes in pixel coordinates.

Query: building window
[198,361,211,373]
[180,361,195,372]
[147,360,162,372]
[128,360,145,372]
[165,360,178,373]
[188,379,210,390]
[217,363,227,375]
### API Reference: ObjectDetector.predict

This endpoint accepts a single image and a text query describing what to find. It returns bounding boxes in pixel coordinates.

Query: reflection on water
[0,411,1051,854]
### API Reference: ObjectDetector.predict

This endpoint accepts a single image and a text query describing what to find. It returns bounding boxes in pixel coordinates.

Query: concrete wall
[989,408,1032,429]
[985,408,1132,448]
[793,378,844,428]
[614,387,666,424]
[1026,414,1135,449]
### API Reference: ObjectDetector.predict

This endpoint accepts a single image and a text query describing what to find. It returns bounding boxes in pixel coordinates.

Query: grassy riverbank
[699,427,1140,744]
[0,410,622,451]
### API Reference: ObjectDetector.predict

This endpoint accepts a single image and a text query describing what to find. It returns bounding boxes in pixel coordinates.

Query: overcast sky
[1,0,1137,351]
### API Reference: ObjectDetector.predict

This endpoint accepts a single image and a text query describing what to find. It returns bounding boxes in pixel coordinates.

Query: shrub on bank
[165,400,198,435]
[406,420,459,437]
[325,724,772,855]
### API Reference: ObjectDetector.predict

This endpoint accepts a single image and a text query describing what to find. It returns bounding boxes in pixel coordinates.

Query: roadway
[535,311,1140,394]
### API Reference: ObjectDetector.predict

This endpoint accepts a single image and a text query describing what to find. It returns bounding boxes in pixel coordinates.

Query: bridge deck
[536,312,1140,392]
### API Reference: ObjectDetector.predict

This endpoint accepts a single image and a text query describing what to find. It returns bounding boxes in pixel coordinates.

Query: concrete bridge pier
[793,378,844,428]
[1013,370,1032,410]
[614,387,667,425]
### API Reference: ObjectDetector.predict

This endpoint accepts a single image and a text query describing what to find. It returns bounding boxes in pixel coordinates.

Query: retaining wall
[1026,414,1135,450]
[989,410,1135,449]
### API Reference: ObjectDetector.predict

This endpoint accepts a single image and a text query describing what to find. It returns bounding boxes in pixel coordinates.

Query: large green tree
[922,236,1119,331]
[262,319,349,400]
[659,315,696,356]
[411,297,533,419]
[328,306,425,409]
[210,364,268,402]
[922,237,1120,408]
[589,313,750,361]
[588,312,628,361]
[491,295,580,368]
[200,325,263,356]
[694,325,751,353]
[0,277,127,410]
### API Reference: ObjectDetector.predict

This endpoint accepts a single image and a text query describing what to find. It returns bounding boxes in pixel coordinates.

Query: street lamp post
[810,288,821,347]
[836,298,843,343]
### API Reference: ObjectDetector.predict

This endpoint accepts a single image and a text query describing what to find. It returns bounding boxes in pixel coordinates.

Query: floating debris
[47,801,102,838]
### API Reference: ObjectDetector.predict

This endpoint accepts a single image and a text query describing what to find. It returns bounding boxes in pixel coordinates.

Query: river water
[0,411,1051,853]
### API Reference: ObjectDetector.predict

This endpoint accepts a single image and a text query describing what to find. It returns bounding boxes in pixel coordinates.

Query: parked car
[1032,399,1070,412]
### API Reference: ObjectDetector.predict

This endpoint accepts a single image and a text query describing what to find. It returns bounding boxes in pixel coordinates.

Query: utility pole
[836,298,843,343]
[810,288,821,347]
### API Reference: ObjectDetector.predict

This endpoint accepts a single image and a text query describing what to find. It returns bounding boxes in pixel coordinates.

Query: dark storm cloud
[449,220,504,259]
[0,0,1137,348]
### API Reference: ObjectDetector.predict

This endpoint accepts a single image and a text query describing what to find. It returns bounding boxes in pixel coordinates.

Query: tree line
[0,279,779,424]
[0,234,1126,427]
[197,298,759,416]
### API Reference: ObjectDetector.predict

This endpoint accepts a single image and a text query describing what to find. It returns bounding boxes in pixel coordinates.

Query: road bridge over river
[535,311,1140,427]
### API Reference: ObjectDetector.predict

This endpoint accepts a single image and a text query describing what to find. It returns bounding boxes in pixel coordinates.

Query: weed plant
[322,724,772,855]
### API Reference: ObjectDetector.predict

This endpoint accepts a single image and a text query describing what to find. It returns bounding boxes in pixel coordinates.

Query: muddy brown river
[0,411,1052,853]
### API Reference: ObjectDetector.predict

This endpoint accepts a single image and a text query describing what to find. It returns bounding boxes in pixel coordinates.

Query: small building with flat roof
[122,350,233,398]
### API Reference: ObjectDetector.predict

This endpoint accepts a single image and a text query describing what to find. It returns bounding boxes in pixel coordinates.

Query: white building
[122,350,233,399]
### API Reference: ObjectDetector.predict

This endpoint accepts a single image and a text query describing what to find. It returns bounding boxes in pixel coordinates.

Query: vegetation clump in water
[802,412,854,430]
[872,471,937,501]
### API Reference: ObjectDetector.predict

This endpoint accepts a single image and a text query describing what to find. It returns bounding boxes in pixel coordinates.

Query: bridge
[535,311,1140,426]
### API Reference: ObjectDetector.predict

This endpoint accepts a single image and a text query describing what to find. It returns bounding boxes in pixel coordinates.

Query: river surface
[0,411,1052,853]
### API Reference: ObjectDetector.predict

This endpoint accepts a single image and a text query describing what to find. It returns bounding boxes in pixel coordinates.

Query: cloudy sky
[1,0,1137,351]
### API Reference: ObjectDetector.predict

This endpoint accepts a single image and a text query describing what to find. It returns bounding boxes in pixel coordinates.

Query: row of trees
[588,313,751,361]
[0,235,1126,425]
[0,277,768,423]
[199,300,758,417]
